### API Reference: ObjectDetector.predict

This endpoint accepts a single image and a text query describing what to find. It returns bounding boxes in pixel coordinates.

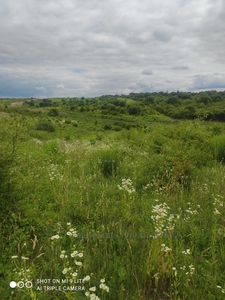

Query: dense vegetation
[0,91,225,299]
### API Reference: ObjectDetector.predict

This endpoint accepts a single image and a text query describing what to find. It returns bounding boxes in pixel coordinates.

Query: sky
[0,0,225,98]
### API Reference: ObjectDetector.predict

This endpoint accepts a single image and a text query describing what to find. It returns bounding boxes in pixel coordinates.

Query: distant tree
[29,99,34,106]
[167,96,180,105]
[212,94,223,102]
[198,94,211,104]
[40,98,52,107]
[145,96,154,104]
[128,106,140,115]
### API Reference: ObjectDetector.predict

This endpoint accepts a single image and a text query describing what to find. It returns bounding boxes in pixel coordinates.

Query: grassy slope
[0,99,225,299]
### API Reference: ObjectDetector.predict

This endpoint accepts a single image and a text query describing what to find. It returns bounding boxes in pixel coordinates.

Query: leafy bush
[34,120,56,132]
[48,108,59,117]
[128,106,140,115]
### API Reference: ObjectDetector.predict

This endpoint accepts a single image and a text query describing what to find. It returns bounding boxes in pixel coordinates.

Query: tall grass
[211,134,225,163]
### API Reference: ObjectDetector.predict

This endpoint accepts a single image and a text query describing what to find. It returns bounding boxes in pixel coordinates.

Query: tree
[128,106,140,115]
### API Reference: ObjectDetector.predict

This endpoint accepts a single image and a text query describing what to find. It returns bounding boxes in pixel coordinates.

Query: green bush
[128,106,140,115]
[48,108,59,117]
[34,120,56,132]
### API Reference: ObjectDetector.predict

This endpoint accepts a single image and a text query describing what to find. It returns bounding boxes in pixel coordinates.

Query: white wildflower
[62,268,68,274]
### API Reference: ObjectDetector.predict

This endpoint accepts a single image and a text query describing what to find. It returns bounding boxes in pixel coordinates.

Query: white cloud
[56,84,65,89]
[36,86,46,91]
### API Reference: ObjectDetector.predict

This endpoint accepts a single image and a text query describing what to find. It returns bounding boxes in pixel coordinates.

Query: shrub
[104,124,112,130]
[34,120,56,132]
[128,106,140,115]
[48,108,59,117]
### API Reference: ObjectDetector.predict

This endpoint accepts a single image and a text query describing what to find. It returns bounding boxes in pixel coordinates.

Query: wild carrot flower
[117,178,135,194]
[181,249,191,255]
[161,244,172,253]
[21,256,29,260]
[83,275,91,282]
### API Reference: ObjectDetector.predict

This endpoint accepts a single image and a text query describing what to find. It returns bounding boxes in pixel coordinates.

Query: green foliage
[0,115,26,215]
[39,98,52,107]
[97,148,121,177]
[34,120,56,132]
[48,108,59,117]
[211,135,225,163]
[128,105,140,115]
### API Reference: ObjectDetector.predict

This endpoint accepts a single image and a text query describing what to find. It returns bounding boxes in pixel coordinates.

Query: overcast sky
[0,0,225,98]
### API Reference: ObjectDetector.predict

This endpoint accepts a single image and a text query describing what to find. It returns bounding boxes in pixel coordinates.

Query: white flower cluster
[85,279,109,299]
[161,244,172,253]
[213,195,224,215]
[180,264,195,275]
[50,234,60,240]
[51,223,109,298]
[70,250,83,258]
[48,163,64,181]
[151,201,176,238]
[83,275,91,282]
[66,224,78,237]
[183,202,199,221]
[117,178,135,194]
[99,278,109,292]
[11,266,31,281]
[217,285,225,294]
[12,255,29,260]
[85,291,100,300]
[60,250,67,259]
[181,249,191,255]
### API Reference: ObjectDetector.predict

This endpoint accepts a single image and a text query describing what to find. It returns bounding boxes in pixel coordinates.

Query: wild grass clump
[211,134,225,163]
[96,148,122,177]
[34,120,56,132]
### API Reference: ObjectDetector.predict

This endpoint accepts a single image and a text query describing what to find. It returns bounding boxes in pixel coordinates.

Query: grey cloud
[141,69,154,75]
[189,73,225,90]
[0,0,224,97]
[172,66,189,71]
[153,29,173,43]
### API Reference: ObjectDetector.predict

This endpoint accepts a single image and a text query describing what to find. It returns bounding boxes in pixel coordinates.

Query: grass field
[0,97,225,299]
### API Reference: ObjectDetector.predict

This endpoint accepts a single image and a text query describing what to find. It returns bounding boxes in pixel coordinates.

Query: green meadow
[1,91,225,299]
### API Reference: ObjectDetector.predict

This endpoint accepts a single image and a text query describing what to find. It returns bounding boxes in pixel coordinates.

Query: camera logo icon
[9,281,33,289]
